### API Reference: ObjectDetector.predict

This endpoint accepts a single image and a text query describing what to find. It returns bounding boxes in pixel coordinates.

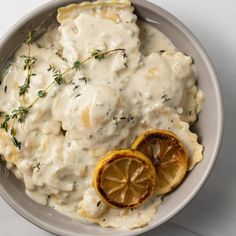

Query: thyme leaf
[91,48,126,61]
[73,60,81,71]
[56,52,68,62]
[10,127,16,136]
[48,65,64,85]
[11,106,28,123]
[11,136,21,149]
[53,71,64,85]
[38,90,46,97]
[91,50,106,61]
[21,55,37,71]
[23,24,36,45]
[19,74,31,96]
[0,115,10,131]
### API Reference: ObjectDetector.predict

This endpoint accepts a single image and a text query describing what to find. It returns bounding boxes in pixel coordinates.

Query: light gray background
[0,0,235,235]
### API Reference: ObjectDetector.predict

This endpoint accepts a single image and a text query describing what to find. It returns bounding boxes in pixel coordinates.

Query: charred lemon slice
[93,149,156,208]
[132,130,188,195]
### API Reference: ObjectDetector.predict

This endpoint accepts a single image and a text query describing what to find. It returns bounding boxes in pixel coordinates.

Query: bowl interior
[0,1,223,236]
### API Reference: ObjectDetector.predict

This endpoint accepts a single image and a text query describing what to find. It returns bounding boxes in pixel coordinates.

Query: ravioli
[0,0,204,230]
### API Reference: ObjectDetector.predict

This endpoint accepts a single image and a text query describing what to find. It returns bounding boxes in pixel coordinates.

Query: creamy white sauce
[0,0,204,229]
[139,21,177,56]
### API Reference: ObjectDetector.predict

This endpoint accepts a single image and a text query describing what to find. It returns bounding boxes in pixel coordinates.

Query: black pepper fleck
[161,94,171,103]
[33,162,41,172]
[120,117,127,120]
[79,77,89,84]
[122,51,127,58]
[73,85,80,90]
[113,116,118,126]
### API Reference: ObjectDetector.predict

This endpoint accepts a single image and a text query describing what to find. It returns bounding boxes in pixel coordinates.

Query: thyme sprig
[1,48,126,148]
[91,50,106,61]
[0,107,28,149]
[27,48,126,109]
[90,48,126,61]
[19,26,37,96]
[0,113,22,149]
[11,106,28,123]
[23,23,36,45]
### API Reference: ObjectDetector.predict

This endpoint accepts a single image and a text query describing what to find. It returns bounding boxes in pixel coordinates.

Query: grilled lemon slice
[93,149,156,208]
[132,130,188,195]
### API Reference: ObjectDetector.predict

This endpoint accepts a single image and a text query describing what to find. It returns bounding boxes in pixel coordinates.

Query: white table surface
[0,0,235,235]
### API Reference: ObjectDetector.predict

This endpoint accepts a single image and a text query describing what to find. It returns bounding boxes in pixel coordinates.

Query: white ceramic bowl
[0,1,223,235]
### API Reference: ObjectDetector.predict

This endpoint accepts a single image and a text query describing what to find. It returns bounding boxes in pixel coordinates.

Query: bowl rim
[0,0,224,236]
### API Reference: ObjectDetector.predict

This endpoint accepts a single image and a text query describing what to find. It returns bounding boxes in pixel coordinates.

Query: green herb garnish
[1,48,127,148]
[10,127,21,149]
[19,26,37,96]
[73,61,81,71]
[11,136,22,149]
[0,115,10,131]
[21,55,37,71]
[91,48,126,61]
[11,106,28,123]
[53,70,64,85]
[23,23,36,45]
[91,50,106,61]
[38,90,46,97]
